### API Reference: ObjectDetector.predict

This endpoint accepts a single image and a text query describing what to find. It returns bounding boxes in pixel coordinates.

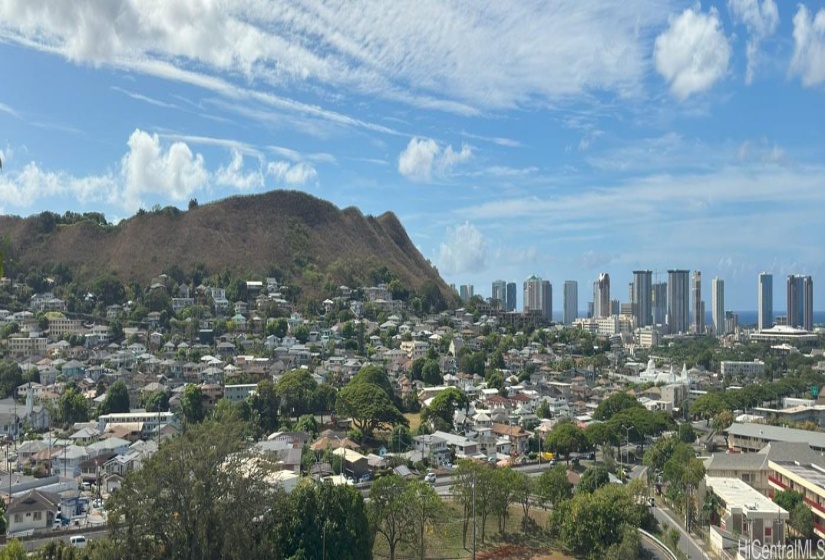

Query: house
[702,476,788,547]
[331,448,369,480]
[413,434,449,464]
[6,489,60,535]
[491,423,531,455]
[79,453,117,483]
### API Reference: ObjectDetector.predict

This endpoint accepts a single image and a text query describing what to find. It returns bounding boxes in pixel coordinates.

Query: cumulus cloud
[790,5,825,86]
[727,0,779,83]
[120,129,209,209]
[266,161,318,186]
[215,150,264,190]
[437,222,488,275]
[654,7,731,99]
[0,162,115,208]
[398,137,472,182]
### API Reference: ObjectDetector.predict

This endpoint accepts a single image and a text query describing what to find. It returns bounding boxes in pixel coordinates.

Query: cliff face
[0,190,448,296]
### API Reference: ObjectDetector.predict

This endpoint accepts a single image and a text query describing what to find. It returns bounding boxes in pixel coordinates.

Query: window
[13,514,22,523]
[765,527,772,537]
[33,511,42,521]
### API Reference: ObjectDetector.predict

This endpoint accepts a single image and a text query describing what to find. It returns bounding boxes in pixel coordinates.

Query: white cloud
[215,150,264,190]
[266,161,318,186]
[0,0,674,113]
[437,222,488,275]
[0,161,115,208]
[654,7,731,99]
[398,137,472,182]
[110,86,177,109]
[727,0,779,83]
[790,5,825,86]
[120,129,208,209]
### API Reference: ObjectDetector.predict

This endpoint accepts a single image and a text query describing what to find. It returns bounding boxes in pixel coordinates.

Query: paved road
[20,527,108,552]
[652,504,710,560]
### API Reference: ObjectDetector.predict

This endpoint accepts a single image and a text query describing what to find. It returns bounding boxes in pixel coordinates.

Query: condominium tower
[692,270,704,335]
[524,275,552,320]
[563,281,578,325]
[667,269,690,334]
[711,277,724,337]
[506,282,517,312]
[787,275,813,331]
[632,270,653,328]
[491,280,507,309]
[758,273,773,331]
[593,273,610,318]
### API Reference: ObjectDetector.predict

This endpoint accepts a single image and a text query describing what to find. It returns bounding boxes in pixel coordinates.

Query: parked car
[70,535,87,548]
[424,472,436,484]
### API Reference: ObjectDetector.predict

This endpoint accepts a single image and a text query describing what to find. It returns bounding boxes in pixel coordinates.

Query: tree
[773,489,804,512]
[369,476,409,560]
[421,387,468,432]
[421,360,442,386]
[295,414,318,437]
[389,425,412,453]
[403,480,444,560]
[578,466,610,494]
[593,392,642,421]
[490,467,519,533]
[142,389,170,413]
[678,422,697,444]
[283,482,373,560]
[712,410,735,432]
[336,383,407,437]
[0,360,23,399]
[106,420,287,560]
[512,472,535,530]
[535,399,551,419]
[248,379,280,435]
[351,365,397,405]
[100,380,130,415]
[275,370,317,417]
[537,464,573,509]
[585,422,618,450]
[58,385,88,426]
[409,357,426,381]
[790,502,814,538]
[545,422,588,461]
[180,384,205,425]
[294,325,310,344]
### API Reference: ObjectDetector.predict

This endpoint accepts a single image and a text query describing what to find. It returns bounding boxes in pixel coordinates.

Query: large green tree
[275,369,318,416]
[537,464,573,509]
[106,420,286,560]
[100,380,130,415]
[545,421,588,461]
[421,387,468,432]
[368,476,408,560]
[336,383,407,436]
[180,384,205,425]
[593,392,642,421]
[0,361,23,400]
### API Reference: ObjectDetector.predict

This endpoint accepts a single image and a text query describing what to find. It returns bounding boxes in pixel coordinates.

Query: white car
[424,472,436,484]
[70,535,87,548]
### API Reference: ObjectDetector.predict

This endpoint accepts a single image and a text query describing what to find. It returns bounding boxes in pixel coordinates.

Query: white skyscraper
[758,272,773,331]
[711,277,724,337]
[563,281,578,325]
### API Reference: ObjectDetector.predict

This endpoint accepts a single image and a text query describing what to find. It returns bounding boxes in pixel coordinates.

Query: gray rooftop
[726,422,825,450]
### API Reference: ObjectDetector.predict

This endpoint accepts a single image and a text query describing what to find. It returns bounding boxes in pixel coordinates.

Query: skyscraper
[632,270,653,328]
[563,281,578,325]
[758,272,773,331]
[506,282,517,312]
[541,280,552,321]
[491,280,507,308]
[459,284,473,302]
[787,274,814,331]
[523,275,552,320]
[667,269,690,334]
[692,270,703,334]
[593,273,610,318]
[652,282,667,326]
[712,277,724,337]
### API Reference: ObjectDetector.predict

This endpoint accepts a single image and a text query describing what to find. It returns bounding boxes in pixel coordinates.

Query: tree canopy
[336,382,406,436]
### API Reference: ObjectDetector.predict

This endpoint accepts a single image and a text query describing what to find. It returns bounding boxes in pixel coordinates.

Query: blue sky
[0,1,824,312]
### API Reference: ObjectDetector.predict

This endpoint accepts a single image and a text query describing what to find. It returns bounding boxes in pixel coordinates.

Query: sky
[0,0,824,313]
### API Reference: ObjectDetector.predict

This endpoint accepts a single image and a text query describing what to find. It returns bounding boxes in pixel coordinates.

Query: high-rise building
[692,270,704,334]
[491,280,507,308]
[712,277,724,336]
[652,282,667,326]
[563,281,578,325]
[541,280,552,321]
[523,275,552,320]
[611,299,620,316]
[593,273,610,318]
[725,311,738,334]
[758,273,773,331]
[506,282,517,312]
[787,274,814,331]
[632,270,653,328]
[667,270,690,334]
[459,284,474,302]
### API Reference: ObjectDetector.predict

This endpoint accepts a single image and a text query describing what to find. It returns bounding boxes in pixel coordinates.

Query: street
[652,503,710,560]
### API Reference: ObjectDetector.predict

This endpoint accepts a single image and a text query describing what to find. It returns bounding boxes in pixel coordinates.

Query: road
[21,527,108,552]
[652,503,710,560]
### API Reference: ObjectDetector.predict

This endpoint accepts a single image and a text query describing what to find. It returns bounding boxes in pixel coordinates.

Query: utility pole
[472,471,477,560]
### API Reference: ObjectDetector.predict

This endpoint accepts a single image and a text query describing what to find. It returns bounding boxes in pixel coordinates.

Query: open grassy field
[404,412,422,432]
[372,501,574,560]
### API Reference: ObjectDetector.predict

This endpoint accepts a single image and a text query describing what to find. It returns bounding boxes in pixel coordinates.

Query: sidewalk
[654,502,713,560]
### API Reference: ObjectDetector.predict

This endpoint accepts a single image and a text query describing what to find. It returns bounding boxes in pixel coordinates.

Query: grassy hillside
[0,190,450,300]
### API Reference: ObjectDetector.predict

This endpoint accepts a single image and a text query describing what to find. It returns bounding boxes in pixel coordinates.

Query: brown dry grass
[0,190,449,297]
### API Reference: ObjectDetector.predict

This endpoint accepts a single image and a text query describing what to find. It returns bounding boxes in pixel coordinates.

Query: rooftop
[705,477,788,516]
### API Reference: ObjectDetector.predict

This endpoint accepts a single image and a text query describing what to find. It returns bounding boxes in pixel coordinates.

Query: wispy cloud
[461,131,523,148]
[110,86,177,109]
[0,100,21,119]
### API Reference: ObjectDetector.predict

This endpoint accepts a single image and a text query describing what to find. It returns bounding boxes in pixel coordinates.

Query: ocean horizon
[554,310,825,327]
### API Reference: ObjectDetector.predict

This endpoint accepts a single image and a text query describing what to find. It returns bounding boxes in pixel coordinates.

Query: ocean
[551,310,825,327]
